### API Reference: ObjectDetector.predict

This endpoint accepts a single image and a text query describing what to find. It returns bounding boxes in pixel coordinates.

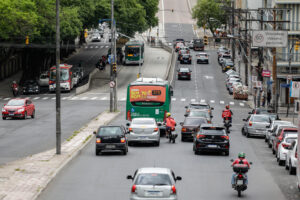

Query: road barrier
[75,68,98,95]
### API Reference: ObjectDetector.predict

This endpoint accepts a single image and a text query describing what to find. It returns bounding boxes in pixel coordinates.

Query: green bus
[126,78,173,131]
[124,40,144,65]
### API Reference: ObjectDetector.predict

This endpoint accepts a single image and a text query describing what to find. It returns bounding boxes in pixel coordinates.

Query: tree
[192,0,229,36]
[138,0,159,29]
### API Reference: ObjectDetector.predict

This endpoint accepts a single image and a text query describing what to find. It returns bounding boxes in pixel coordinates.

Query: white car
[266,120,293,145]
[127,167,182,200]
[38,73,49,86]
[218,53,232,65]
[225,69,239,77]
[196,52,209,64]
[277,134,297,166]
[126,118,160,146]
[91,33,101,42]
[285,139,298,175]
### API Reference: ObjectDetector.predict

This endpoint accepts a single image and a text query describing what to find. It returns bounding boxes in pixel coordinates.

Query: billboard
[252,31,288,47]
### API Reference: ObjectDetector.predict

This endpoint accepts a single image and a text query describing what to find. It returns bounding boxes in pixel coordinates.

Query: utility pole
[111,0,117,112]
[244,11,248,86]
[259,9,264,68]
[110,0,114,112]
[55,0,61,155]
[272,10,278,113]
[231,0,235,62]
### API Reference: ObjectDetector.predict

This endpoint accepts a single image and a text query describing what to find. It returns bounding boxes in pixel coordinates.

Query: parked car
[187,40,194,49]
[180,54,192,64]
[93,125,128,155]
[38,73,49,86]
[226,74,240,82]
[269,124,297,149]
[226,78,241,90]
[173,38,185,47]
[193,124,230,155]
[225,69,239,77]
[285,140,298,175]
[22,80,40,95]
[127,167,182,200]
[185,102,214,117]
[196,52,209,64]
[249,108,280,121]
[277,134,297,166]
[242,114,272,138]
[272,127,298,156]
[177,67,192,80]
[229,82,242,95]
[218,52,232,65]
[184,109,212,123]
[222,59,234,72]
[217,46,230,55]
[126,118,160,146]
[180,117,208,141]
[2,98,35,120]
[266,120,294,145]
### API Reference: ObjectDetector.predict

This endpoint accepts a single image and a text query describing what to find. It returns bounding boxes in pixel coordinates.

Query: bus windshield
[50,68,69,81]
[126,47,140,56]
[130,85,166,103]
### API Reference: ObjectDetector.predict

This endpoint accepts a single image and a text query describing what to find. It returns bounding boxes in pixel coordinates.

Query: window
[98,127,122,136]
[134,173,172,185]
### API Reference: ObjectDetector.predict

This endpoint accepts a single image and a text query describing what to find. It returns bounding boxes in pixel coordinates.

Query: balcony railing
[277,66,300,74]
[276,53,300,62]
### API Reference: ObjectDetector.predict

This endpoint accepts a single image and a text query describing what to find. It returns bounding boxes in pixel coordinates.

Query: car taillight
[163,111,167,121]
[128,128,133,132]
[178,72,182,75]
[171,185,176,194]
[249,121,252,126]
[127,110,131,121]
[154,127,158,132]
[120,137,126,143]
[238,174,243,179]
[197,134,205,139]
[96,138,101,143]
[281,143,289,149]
[187,73,191,75]
[131,185,136,193]
[221,135,229,140]
[295,151,298,158]
[182,128,187,132]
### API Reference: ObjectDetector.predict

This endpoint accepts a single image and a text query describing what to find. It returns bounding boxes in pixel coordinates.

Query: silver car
[126,118,160,146]
[242,114,272,138]
[127,167,182,200]
[265,120,293,145]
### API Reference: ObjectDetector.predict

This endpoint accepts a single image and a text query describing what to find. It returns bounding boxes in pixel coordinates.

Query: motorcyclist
[165,112,176,138]
[102,55,106,63]
[222,104,233,123]
[11,81,19,96]
[231,152,250,188]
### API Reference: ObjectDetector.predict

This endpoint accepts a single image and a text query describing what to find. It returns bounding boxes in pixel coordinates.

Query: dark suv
[94,125,128,155]
[193,124,230,155]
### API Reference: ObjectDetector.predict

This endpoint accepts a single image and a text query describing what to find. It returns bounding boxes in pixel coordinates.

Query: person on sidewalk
[261,90,266,107]
[267,90,271,106]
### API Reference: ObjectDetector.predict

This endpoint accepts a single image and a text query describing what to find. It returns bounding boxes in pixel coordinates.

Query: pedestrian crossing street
[0,95,248,108]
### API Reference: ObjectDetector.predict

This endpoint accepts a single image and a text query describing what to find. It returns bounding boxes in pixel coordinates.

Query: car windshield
[24,80,36,85]
[132,119,155,125]
[225,62,234,65]
[284,130,298,135]
[6,99,25,106]
[223,55,231,59]
[252,115,270,123]
[179,68,189,72]
[40,74,48,79]
[183,55,190,58]
[202,128,225,135]
[98,127,122,136]
[135,173,172,185]
[184,118,207,125]
[285,137,297,143]
[190,104,209,109]
[189,111,209,118]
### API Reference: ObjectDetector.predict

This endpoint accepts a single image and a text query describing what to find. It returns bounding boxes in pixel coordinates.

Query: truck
[193,39,204,51]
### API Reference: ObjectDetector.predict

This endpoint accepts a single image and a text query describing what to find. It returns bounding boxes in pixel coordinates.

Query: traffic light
[84,29,88,38]
[204,35,208,45]
[25,36,29,45]
[112,63,117,73]
[295,41,300,51]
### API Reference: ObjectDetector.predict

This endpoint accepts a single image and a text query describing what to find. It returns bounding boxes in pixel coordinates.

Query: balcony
[275,0,300,4]
[276,53,300,62]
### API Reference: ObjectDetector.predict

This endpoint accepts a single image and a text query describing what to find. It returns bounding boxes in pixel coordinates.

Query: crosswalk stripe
[0,97,2,100]
[220,101,224,104]
[120,98,126,101]
[95,46,98,48]
[210,100,215,103]
[62,97,69,100]
[80,97,88,100]
[191,99,195,102]
[230,102,234,105]
[3,98,10,100]
[52,97,56,100]
[101,97,107,100]
[71,97,78,100]
[172,98,176,101]
[91,97,98,100]
[240,103,245,107]
[42,97,49,100]
[180,98,186,101]
[85,46,88,49]
[105,46,109,48]
[200,99,205,103]
[90,46,93,48]
[100,46,104,48]
[33,97,40,100]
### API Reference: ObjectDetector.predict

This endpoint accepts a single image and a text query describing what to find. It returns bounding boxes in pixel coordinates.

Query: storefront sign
[262,70,271,77]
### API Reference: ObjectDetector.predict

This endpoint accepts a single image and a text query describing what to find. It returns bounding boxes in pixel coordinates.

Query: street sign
[262,70,271,77]
[280,83,290,88]
[252,31,288,47]
[109,81,115,88]
[291,81,300,98]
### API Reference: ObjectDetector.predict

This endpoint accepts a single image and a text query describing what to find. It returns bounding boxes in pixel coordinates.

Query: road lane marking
[85,46,88,49]
[95,46,98,48]
[105,46,109,48]
[120,97,126,101]
[52,97,56,100]
[101,97,107,100]
[230,102,234,105]
[90,46,93,49]
[204,75,214,79]
[191,99,195,102]
[240,103,245,107]
[70,97,78,100]
[62,97,69,100]
[181,98,186,101]
[100,46,104,48]
[80,97,88,100]
[220,101,224,104]
[3,98,10,100]
[90,97,98,100]
[210,100,215,103]
[42,97,49,100]
[200,99,205,103]
[33,97,40,100]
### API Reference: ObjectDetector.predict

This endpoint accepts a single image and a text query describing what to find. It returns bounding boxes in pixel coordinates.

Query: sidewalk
[0,111,120,200]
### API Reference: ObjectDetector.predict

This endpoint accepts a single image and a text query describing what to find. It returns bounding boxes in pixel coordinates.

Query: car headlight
[2,108,6,112]
[18,108,24,112]
[35,86,39,89]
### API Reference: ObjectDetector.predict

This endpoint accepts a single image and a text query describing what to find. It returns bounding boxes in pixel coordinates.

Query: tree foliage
[192,0,229,36]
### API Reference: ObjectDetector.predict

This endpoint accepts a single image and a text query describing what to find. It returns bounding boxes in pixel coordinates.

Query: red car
[272,127,298,155]
[2,98,35,120]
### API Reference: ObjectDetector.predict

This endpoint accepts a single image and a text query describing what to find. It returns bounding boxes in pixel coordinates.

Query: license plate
[207,144,217,148]
[106,145,115,149]
[237,180,243,185]
[145,191,162,197]
[9,113,14,116]
[139,136,148,139]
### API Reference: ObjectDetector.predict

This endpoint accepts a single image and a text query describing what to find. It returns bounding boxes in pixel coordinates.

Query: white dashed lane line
[172,98,176,101]
[210,100,215,103]
[180,98,186,101]
[220,101,225,104]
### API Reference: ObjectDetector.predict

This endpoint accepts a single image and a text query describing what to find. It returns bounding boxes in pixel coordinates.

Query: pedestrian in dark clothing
[261,90,266,107]
[267,91,271,106]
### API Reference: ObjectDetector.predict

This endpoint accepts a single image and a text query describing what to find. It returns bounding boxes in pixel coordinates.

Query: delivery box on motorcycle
[233,164,249,173]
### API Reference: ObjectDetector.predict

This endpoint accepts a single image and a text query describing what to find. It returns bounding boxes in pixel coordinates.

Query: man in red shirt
[222,104,233,123]
[231,152,250,187]
[165,112,176,138]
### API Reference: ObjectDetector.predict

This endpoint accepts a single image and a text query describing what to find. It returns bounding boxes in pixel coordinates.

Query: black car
[22,80,40,95]
[178,49,190,60]
[93,125,128,155]
[193,124,230,155]
[185,102,214,117]
[180,117,208,141]
[177,67,192,80]
[180,54,192,64]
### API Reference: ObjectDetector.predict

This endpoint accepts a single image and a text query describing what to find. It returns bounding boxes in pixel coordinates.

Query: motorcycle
[96,60,105,70]
[164,124,177,143]
[230,159,253,197]
[223,117,232,133]
[12,85,19,97]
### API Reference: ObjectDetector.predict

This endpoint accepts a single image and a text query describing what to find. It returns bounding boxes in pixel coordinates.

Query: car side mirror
[184,114,188,117]
[93,131,96,135]
[126,123,130,126]
[248,112,252,114]
[127,175,133,180]
[211,116,213,118]
[243,119,247,121]
[266,125,270,128]
[230,159,234,162]
[176,176,182,181]
[185,106,188,109]
[157,122,162,126]
[211,107,214,110]
[180,122,183,126]
[249,162,253,165]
